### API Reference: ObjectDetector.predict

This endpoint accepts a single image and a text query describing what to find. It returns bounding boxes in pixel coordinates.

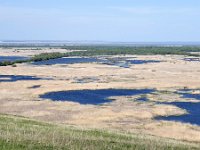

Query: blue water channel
[32,57,161,68]
[0,75,51,82]
[32,57,101,65]
[0,56,28,62]
[183,58,200,62]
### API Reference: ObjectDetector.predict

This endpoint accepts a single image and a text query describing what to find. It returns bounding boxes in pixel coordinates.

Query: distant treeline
[1,46,200,66]
[63,46,200,56]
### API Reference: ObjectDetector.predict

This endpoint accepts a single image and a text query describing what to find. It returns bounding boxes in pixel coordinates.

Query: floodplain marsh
[1,46,200,149]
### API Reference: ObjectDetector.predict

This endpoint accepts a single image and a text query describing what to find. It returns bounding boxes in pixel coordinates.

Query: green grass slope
[0,114,199,150]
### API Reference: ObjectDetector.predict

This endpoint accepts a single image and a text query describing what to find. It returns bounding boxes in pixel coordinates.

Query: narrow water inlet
[0,75,52,82]
[155,89,200,126]
[183,58,200,62]
[155,102,200,125]
[0,56,29,62]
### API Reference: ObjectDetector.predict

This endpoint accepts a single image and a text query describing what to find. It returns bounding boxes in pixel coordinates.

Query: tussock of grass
[0,61,15,66]
[0,114,199,150]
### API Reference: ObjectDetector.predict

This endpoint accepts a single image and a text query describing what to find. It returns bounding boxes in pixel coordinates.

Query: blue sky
[0,0,200,42]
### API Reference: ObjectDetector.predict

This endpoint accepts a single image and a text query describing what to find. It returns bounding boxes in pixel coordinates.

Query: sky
[0,0,200,42]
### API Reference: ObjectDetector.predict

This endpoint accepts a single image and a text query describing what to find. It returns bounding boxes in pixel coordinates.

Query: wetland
[1,46,200,144]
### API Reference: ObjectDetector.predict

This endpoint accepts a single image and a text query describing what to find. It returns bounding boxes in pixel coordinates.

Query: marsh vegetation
[1,46,200,149]
[1,46,200,66]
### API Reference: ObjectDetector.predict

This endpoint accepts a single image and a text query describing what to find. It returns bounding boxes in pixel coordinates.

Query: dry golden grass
[1,50,200,142]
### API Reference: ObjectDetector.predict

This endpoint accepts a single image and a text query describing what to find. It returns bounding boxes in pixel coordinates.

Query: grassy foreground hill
[0,114,199,150]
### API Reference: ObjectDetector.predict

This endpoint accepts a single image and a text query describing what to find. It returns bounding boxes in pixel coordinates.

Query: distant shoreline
[1,41,200,47]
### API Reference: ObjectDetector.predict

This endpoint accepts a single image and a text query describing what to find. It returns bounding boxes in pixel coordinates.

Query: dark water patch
[132,89,200,126]
[102,58,161,68]
[155,102,200,125]
[183,58,200,62]
[177,88,192,92]
[32,57,101,65]
[31,56,161,68]
[180,93,200,100]
[0,75,51,82]
[155,90,200,125]
[128,60,161,64]
[0,56,28,62]
[176,89,200,100]
[40,89,155,105]
[28,85,41,89]
[136,96,149,102]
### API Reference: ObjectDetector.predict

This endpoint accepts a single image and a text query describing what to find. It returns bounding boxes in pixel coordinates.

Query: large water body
[40,88,200,125]
[40,89,155,105]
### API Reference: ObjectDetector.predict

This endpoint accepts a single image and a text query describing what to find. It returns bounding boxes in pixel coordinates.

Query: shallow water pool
[0,75,51,82]
[0,56,28,62]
